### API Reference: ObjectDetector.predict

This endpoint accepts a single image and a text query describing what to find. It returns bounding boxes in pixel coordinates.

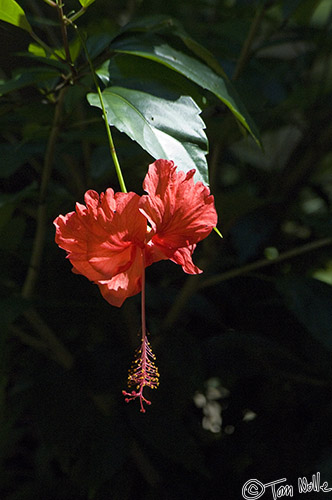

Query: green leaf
[0,183,36,231]
[54,36,82,62]
[110,35,260,144]
[87,86,209,184]
[28,42,52,58]
[0,215,26,250]
[119,14,228,78]
[0,0,31,32]
[86,33,113,60]
[98,54,207,109]
[27,43,67,68]
[0,67,60,96]
[294,0,325,24]
[0,143,45,178]
[78,0,96,7]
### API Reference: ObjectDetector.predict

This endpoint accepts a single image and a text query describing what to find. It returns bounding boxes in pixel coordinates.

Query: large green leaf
[87,86,209,184]
[110,34,260,144]
[117,14,228,78]
[98,54,206,108]
[0,0,31,32]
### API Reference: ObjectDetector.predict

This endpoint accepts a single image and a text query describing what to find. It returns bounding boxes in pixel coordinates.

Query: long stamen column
[122,250,159,412]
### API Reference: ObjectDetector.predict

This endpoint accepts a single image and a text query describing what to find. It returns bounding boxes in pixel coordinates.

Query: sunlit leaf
[110,35,260,144]
[78,0,96,7]
[27,43,68,70]
[28,42,49,58]
[0,0,31,32]
[87,86,209,184]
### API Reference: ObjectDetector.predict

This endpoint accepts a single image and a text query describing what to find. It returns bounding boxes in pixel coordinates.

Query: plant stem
[163,275,199,330]
[68,7,86,23]
[233,4,266,80]
[30,30,62,60]
[30,0,60,48]
[163,237,332,329]
[200,237,332,289]
[56,0,75,74]
[94,83,128,193]
[10,325,49,354]
[131,440,160,486]
[24,308,74,369]
[43,0,57,6]
[22,88,66,300]
[73,24,127,193]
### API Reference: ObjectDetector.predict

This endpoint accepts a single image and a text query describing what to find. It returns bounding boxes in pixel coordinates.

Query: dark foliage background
[1,0,332,498]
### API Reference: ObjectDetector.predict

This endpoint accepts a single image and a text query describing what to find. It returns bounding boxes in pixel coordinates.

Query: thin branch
[43,0,57,6]
[56,0,75,75]
[200,237,332,289]
[22,88,67,300]
[131,440,161,486]
[29,30,63,60]
[162,275,200,330]
[10,325,49,353]
[29,0,60,47]
[163,237,332,330]
[67,7,86,24]
[24,309,74,370]
[280,370,332,388]
[233,4,266,81]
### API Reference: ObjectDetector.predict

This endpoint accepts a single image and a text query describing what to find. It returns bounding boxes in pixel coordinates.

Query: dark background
[1,0,332,498]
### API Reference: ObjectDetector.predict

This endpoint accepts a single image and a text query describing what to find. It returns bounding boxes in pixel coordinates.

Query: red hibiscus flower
[54,159,217,306]
[54,159,218,411]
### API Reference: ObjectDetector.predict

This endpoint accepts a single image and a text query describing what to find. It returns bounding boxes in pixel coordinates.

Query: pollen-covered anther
[123,334,160,412]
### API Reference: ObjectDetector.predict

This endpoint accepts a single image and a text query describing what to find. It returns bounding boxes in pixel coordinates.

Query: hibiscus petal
[54,212,107,281]
[97,247,144,307]
[54,191,146,284]
[145,241,202,275]
[84,193,146,277]
[140,158,217,250]
[169,245,202,274]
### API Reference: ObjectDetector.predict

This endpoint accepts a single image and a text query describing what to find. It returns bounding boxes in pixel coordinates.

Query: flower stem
[141,251,147,340]
[72,24,127,193]
[123,251,159,412]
